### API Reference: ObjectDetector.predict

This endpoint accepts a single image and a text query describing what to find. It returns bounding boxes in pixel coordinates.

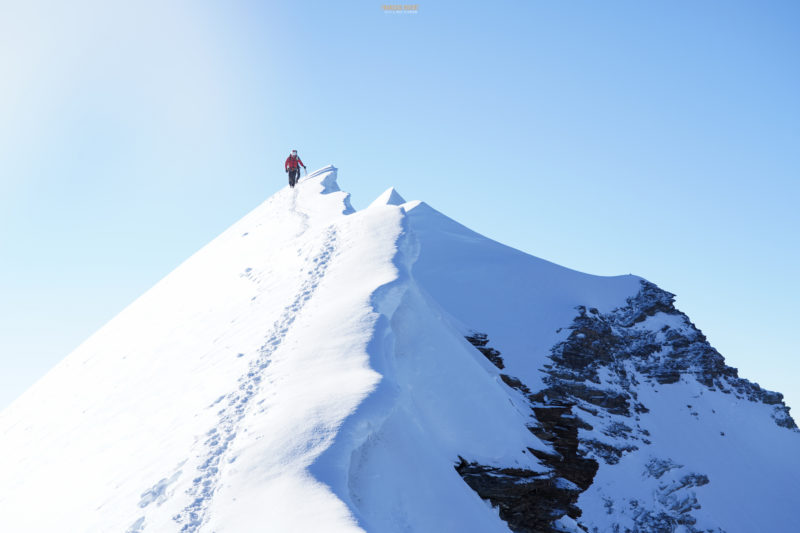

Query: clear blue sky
[1,0,798,412]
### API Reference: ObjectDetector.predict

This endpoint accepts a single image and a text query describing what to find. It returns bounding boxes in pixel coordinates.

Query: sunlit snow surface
[1,168,797,532]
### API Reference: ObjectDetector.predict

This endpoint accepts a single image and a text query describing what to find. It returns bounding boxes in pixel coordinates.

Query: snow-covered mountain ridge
[1,167,796,533]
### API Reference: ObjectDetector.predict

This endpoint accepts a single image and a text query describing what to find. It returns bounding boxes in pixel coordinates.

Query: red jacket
[285,155,305,171]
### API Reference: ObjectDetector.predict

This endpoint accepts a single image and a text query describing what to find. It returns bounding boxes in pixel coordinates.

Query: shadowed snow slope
[1,168,797,533]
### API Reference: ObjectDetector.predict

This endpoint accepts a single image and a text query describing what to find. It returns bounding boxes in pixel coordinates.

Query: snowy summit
[0,166,797,533]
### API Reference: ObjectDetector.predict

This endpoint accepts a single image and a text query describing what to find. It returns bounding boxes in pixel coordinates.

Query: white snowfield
[1,167,797,532]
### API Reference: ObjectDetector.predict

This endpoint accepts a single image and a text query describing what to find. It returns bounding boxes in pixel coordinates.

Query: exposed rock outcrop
[457,335,599,532]
[455,280,795,533]
[546,281,796,431]
[466,332,505,369]
[455,458,584,533]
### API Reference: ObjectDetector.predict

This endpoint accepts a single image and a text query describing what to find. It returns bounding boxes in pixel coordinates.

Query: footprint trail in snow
[134,218,339,533]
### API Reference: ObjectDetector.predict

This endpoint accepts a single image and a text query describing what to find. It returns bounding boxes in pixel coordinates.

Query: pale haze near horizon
[1,1,798,413]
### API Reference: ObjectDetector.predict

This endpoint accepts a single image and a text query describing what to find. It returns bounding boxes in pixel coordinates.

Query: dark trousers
[288,168,300,187]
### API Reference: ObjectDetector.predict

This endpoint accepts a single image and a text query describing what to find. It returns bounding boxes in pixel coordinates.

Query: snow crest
[368,187,406,208]
[1,168,798,533]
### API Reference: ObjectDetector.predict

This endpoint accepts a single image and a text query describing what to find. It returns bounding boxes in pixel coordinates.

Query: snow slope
[0,168,548,532]
[1,167,382,531]
[1,167,797,533]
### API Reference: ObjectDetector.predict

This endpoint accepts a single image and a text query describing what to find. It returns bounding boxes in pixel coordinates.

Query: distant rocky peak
[550,280,796,430]
[456,280,796,533]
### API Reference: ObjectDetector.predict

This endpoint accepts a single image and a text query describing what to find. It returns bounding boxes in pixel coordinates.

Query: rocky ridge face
[457,281,796,533]
[461,333,595,533]
[544,281,795,431]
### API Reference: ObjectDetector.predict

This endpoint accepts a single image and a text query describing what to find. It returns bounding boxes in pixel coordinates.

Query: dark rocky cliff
[458,281,796,533]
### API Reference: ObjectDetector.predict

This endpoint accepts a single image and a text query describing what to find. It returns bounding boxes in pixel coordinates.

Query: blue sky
[1,0,798,411]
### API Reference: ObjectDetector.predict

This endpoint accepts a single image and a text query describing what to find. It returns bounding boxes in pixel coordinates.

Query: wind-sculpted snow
[1,168,798,533]
[0,167,394,532]
[307,207,552,532]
